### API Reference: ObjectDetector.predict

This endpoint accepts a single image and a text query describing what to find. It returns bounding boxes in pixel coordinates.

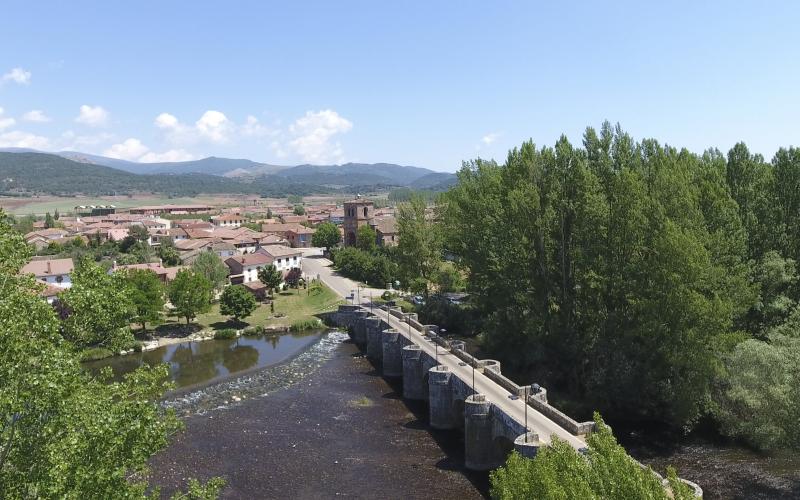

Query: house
[280,214,308,225]
[107,227,131,242]
[211,213,246,228]
[373,217,398,247]
[286,226,315,248]
[38,281,62,304]
[21,258,74,288]
[255,245,302,273]
[129,204,212,215]
[225,253,273,284]
[24,228,69,250]
[180,241,238,265]
[110,262,185,283]
[243,281,268,300]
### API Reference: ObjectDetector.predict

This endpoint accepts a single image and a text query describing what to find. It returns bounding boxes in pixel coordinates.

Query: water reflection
[84,331,322,389]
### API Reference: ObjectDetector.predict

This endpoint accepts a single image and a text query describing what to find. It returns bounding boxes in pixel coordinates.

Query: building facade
[342,198,374,247]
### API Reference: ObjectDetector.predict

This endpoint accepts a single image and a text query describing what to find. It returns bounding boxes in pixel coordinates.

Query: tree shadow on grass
[153,323,202,339]
[209,320,250,330]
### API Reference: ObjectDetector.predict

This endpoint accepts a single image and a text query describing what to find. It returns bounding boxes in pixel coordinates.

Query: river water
[91,330,798,499]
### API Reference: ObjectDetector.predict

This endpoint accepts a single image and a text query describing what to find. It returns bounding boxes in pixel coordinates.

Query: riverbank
[148,335,487,499]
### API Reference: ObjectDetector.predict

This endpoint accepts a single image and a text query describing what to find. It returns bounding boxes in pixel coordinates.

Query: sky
[1,1,799,172]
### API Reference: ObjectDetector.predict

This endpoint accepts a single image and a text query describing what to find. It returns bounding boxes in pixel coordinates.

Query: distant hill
[0,150,457,197]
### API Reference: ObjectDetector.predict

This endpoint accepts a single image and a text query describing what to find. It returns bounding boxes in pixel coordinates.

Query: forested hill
[0,152,247,196]
[0,152,456,196]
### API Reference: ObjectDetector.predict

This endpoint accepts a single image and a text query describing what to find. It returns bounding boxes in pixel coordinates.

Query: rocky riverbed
[149,332,487,499]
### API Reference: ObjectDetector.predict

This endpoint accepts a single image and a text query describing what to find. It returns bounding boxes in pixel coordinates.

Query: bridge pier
[366,318,383,362]
[464,394,494,471]
[428,365,454,429]
[350,311,369,345]
[401,345,425,400]
[513,432,541,459]
[381,328,402,377]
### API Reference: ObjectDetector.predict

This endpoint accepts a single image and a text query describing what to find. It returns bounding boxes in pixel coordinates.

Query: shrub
[242,326,263,336]
[214,328,237,340]
[290,318,323,331]
[80,347,114,362]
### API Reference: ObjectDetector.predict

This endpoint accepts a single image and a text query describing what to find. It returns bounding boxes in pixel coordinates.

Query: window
[363,207,368,217]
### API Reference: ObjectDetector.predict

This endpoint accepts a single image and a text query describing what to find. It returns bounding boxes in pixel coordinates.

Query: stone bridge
[332,303,702,497]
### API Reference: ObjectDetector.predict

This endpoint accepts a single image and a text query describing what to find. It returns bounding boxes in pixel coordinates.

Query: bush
[333,247,397,287]
[80,347,114,362]
[290,318,323,331]
[417,294,478,336]
[214,328,237,340]
[381,290,396,301]
[242,326,263,336]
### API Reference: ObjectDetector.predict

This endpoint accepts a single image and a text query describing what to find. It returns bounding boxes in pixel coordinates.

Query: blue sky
[1,1,798,171]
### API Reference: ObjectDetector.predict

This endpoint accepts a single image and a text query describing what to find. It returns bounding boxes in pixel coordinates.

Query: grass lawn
[149,282,343,337]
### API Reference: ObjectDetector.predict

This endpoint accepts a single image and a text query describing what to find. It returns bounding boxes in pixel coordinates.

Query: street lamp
[524,385,529,442]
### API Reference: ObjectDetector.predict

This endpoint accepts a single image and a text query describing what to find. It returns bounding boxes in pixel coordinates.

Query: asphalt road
[300,247,587,450]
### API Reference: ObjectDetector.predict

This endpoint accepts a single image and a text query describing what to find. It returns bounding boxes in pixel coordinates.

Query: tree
[44,212,55,229]
[490,414,694,500]
[60,260,136,349]
[159,244,181,267]
[258,264,283,296]
[285,267,302,288]
[396,194,443,295]
[713,307,800,451]
[442,126,755,427]
[356,224,377,253]
[168,269,212,324]
[54,208,60,220]
[191,251,229,294]
[0,209,224,497]
[219,285,257,322]
[312,221,341,252]
[128,224,150,242]
[293,204,305,215]
[123,268,166,334]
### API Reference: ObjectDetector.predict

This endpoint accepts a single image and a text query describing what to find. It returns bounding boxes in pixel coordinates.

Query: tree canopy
[311,221,341,251]
[168,269,213,324]
[219,285,258,322]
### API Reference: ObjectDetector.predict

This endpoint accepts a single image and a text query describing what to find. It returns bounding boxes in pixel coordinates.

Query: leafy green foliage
[168,269,212,324]
[293,204,305,215]
[0,209,223,498]
[190,251,229,293]
[219,285,257,321]
[490,414,694,500]
[442,124,756,427]
[713,307,800,450]
[332,247,396,287]
[356,224,377,252]
[213,328,237,340]
[257,264,283,295]
[60,260,136,349]
[311,221,341,251]
[123,268,166,333]
[396,195,443,295]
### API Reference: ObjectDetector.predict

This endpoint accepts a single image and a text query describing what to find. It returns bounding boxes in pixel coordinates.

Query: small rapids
[162,331,350,417]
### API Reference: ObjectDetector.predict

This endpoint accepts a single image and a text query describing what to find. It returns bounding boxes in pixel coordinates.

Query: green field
[150,282,343,336]
[1,195,230,215]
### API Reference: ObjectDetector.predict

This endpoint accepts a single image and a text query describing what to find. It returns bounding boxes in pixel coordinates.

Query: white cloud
[0,108,15,130]
[103,138,149,161]
[139,149,194,163]
[1,67,31,85]
[75,105,109,127]
[481,132,500,145]
[0,130,51,149]
[241,115,275,138]
[154,112,180,130]
[103,137,194,163]
[21,110,51,122]
[285,109,353,163]
[195,110,232,143]
[60,130,116,150]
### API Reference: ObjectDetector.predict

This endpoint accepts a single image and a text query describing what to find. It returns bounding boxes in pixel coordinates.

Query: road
[300,248,388,304]
[301,246,586,450]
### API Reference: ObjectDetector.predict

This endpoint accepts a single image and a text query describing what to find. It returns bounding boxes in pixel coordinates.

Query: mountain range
[0,149,457,197]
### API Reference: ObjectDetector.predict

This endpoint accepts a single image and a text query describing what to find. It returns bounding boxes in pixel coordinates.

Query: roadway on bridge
[301,248,586,450]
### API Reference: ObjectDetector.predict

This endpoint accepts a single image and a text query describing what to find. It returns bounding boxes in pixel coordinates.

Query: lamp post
[524,385,529,442]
